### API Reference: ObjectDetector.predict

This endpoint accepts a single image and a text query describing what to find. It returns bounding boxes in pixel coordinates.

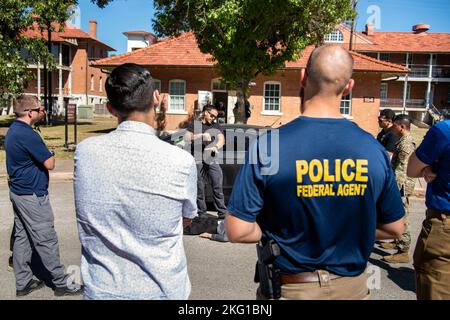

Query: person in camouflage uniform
[382,114,416,263]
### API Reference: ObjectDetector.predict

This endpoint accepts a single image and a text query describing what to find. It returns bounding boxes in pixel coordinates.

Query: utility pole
[349,0,358,51]
[47,25,53,125]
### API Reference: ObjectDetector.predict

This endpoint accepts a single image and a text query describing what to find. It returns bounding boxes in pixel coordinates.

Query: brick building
[12,20,115,115]
[96,28,409,135]
[352,23,450,121]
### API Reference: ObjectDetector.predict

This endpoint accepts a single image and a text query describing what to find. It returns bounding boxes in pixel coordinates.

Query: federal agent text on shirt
[225,45,405,300]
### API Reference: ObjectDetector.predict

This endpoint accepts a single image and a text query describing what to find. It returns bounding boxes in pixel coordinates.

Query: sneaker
[16,279,45,297]
[382,252,410,264]
[379,241,397,250]
[54,285,84,297]
[7,256,13,272]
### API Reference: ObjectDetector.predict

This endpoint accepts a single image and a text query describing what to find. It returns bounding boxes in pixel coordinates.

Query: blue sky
[77,0,450,55]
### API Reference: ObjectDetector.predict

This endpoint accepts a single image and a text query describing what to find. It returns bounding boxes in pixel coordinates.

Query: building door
[211,79,228,123]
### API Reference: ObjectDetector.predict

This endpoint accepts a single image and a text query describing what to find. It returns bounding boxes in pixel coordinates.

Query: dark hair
[394,113,412,130]
[105,63,154,116]
[379,109,396,121]
[203,105,218,113]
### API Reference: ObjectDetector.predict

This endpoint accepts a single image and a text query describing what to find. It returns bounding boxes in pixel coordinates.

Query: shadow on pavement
[370,247,416,293]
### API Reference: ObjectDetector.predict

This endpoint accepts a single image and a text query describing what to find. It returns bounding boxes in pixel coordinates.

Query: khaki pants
[257,271,370,300]
[413,210,450,300]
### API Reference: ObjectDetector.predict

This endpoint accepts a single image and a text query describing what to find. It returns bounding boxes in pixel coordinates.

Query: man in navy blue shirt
[225,45,405,300]
[5,95,82,297]
[408,119,450,300]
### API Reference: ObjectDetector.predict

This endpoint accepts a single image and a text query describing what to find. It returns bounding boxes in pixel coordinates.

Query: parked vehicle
[160,123,267,207]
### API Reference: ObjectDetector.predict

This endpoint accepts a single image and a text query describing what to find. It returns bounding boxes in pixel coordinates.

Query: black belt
[280,271,341,284]
[427,209,450,220]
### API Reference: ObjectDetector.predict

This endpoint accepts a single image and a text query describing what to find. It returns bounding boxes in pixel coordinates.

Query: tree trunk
[47,27,52,125]
[233,80,248,124]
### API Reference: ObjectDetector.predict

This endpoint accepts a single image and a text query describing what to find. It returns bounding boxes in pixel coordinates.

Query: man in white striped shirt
[74,63,197,299]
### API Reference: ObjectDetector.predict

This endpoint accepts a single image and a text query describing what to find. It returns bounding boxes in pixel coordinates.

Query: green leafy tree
[93,0,354,122]
[0,0,76,98]
[152,0,354,122]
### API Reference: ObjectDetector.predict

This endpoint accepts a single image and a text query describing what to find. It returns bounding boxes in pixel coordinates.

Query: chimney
[89,20,97,38]
[148,33,158,45]
[413,23,430,34]
[364,23,374,36]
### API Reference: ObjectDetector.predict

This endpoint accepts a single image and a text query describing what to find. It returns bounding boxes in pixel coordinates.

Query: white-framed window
[169,79,186,112]
[99,76,103,92]
[153,79,161,93]
[340,93,352,115]
[90,75,94,91]
[379,53,390,62]
[324,30,344,43]
[263,81,281,112]
[153,79,161,111]
[380,83,388,101]
[212,79,227,92]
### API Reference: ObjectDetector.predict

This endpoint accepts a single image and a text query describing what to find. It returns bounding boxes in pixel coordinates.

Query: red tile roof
[94,32,407,73]
[353,31,450,53]
[285,45,408,72]
[22,22,115,51]
[123,30,154,36]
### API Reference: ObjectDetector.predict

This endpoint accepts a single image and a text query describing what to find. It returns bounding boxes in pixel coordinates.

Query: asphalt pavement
[0,161,427,300]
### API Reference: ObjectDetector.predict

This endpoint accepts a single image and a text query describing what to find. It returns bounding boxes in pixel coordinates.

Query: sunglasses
[207,110,218,119]
[25,108,45,113]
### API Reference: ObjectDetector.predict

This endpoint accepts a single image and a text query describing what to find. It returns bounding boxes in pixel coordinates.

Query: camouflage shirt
[391,133,416,196]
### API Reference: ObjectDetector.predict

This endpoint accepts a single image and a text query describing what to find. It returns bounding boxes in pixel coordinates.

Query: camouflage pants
[395,197,411,252]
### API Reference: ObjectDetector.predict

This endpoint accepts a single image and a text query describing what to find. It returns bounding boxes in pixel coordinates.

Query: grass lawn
[0,115,118,161]
[0,115,431,161]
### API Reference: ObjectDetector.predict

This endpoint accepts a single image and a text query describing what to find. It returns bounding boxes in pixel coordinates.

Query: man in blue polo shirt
[407,119,450,300]
[5,95,82,297]
[225,45,405,300]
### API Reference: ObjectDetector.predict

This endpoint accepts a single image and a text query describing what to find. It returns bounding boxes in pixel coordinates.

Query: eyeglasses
[207,110,218,119]
[25,108,45,113]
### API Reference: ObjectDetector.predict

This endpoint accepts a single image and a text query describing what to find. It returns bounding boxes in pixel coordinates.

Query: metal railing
[381,98,426,108]
[408,64,450,78]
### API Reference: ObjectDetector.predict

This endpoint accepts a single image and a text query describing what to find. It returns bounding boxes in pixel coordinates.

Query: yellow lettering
[355,160,369,182]
[323,160,335,182]
[342,159,355,182]
[335,159,341,182]
[328,184,336,196]
[296,160,308,183]
[360,185,367,196]
[309,160,323,183]
[318,184,325,196]
[337,184,343,196]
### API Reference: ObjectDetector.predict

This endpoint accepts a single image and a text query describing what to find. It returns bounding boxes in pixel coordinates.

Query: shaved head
[306,45,354,95]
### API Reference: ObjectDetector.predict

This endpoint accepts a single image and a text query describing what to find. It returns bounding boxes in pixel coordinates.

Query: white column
[401,53,410,114]
[428,54,433,78]
[68,46,72,96]
[58,44,63,114]
[426,81,432,108]
[402,74,409,114]
[37,61,41,100]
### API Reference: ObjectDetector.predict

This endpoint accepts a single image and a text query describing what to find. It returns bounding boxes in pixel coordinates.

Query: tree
[0,0,76,100]
[151,0,354,123]
[93,0,354,122]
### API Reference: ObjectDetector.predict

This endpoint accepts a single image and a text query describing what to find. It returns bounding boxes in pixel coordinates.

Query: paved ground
[0,161,427,300]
